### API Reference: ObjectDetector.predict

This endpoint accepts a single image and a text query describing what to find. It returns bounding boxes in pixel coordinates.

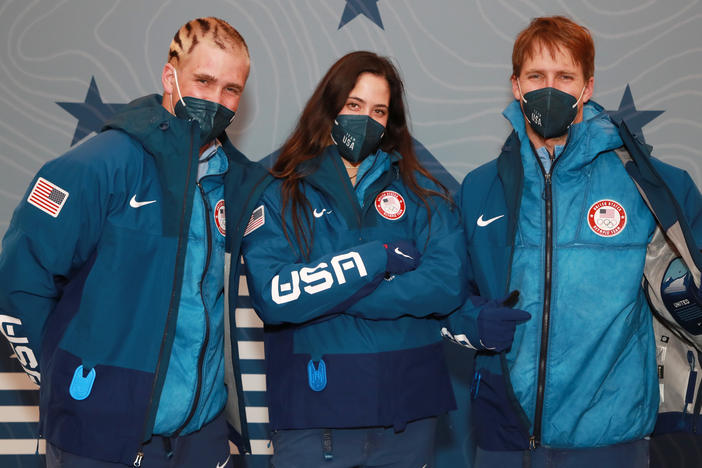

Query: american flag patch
[244,205,265,236]
[27,177,69,218]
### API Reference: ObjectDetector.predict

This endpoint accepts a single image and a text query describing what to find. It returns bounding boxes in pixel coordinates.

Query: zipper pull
[542,173,552,201]
[685,350,698,413]
[529,435,537,450]
[133,449,144,467]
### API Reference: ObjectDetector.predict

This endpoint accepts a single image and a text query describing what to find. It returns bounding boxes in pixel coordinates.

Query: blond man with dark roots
[0,17,271,467]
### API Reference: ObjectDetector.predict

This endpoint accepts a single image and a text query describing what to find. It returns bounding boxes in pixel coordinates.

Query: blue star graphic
[606,84,663,143]
[338,0,384,30]
[57,76,127,146]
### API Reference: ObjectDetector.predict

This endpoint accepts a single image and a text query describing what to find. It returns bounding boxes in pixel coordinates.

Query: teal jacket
[0,94,270,464]
[452,100,702,450]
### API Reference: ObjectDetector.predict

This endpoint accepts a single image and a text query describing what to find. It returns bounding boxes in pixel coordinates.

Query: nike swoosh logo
[313,208,332,218]
[394,247,413,259]
[476,214,504,227]
[216,454,231,468]
[129,195,156,208]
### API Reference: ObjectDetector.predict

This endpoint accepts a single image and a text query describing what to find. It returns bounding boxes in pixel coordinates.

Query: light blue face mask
[171,69,236,145]
[330,114,385,164]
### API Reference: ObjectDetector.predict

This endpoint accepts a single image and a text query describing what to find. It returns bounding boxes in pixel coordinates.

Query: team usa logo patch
[588,199,627,237]
[244,205,265,236]
[27,177,69,218]
[214,199,226,236]
[375,190,406,220]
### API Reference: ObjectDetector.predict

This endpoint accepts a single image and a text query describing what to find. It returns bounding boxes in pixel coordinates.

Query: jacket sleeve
[342,194,468,320]
[441,173,488,346]
[241,191,389,326]
[0,141,114,384]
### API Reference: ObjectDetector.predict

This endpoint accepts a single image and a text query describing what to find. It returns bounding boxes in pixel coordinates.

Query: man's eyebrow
[224,81,244,91]
[193,72,217,82]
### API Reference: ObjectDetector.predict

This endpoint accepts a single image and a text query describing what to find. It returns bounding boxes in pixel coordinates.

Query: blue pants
[474,438,649,468]
[45,411,231,468]
[270,417,437,468]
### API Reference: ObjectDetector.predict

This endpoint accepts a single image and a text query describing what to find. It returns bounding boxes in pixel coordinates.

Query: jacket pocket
[471,367,530,450]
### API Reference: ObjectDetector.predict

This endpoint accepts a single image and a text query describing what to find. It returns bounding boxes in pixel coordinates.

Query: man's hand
[477,291,531,351]
[442,291,530,352]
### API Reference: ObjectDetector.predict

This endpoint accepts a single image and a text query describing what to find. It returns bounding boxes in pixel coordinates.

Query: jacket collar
[303,146,399,227]
[502,99,623,176]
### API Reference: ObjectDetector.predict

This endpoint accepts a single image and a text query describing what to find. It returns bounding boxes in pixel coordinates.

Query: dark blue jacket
[241,147,467,431]
[0,94,270,465]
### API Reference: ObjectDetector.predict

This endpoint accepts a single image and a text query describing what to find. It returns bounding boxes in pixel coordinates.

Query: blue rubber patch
[69,365,96,400]
[307,359,327,392]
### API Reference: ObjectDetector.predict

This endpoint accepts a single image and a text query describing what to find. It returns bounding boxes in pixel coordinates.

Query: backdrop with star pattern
[1,1,701,467]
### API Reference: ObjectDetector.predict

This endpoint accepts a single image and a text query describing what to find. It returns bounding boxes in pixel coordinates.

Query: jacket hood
[102,94,196,161]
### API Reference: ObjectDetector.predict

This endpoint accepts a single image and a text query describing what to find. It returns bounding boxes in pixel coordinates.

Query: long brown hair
[273,51,448,259]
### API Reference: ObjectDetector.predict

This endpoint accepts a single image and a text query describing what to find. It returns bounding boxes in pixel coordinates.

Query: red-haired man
[445,15,702,468]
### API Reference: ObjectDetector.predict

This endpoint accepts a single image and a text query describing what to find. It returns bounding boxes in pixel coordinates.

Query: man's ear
[582,76,594,104]
[161,63,176,96]
[511,75,521,101]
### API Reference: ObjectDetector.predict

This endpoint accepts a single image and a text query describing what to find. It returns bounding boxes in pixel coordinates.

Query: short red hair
[512,16,595,79]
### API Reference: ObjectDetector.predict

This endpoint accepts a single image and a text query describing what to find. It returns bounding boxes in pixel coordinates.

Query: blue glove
[442,291,530,352]
[384,240,420,276]
[477,291,530,351]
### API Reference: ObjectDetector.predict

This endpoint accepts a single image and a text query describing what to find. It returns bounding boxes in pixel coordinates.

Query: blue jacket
[453,100,702,450]
[241,146,467,431]
[0,94,270,465]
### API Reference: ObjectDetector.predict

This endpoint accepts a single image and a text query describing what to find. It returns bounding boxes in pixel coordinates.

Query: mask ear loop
[517,79,527,103]
[172,68,187,108]
[572,85,587,109]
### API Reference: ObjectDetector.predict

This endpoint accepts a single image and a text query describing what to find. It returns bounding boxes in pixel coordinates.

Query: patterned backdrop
[2,1,702,467]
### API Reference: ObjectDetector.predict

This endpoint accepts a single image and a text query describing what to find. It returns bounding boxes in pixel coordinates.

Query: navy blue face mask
[519,81,585,139]
[171,69,236,145]
[331,114,385,164]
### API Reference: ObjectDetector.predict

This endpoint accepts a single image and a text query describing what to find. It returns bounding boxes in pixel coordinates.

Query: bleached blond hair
[167,17,248,65]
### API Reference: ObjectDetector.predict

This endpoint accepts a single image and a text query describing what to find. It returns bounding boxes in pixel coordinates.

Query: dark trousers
[270,417,437,468]
[474,438,649,468]
[46,411,231,468]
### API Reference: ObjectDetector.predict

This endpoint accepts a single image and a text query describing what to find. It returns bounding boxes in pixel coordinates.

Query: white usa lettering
[271,252,368,304]
[0,314,40,384]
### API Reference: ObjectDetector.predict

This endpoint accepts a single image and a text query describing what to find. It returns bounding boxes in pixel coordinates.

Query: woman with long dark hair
[241,51,467,467]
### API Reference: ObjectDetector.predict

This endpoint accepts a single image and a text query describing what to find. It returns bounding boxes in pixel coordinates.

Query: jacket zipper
[531,170,552,449]
[134,128,197,467]
[530,145,563,449]
[171,181,214,437]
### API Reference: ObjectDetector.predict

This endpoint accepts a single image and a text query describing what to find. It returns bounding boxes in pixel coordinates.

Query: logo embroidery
[476,214,504,227]
[214,199,226,236]
[129,195,156,208]
[313,208,333,218]
[216,454,231,468]
[27,177,69,218]
[394,247,413,259]
[588,200,627,237]
[375,190,405,220]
